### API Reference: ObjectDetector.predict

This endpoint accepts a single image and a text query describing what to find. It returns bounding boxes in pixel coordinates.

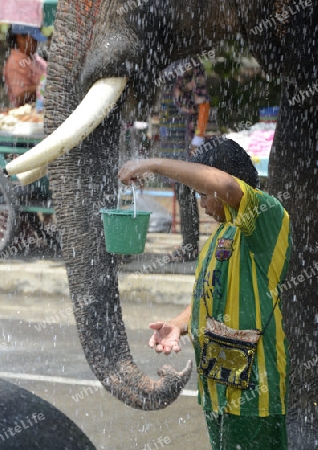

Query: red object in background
[3,50,47,107]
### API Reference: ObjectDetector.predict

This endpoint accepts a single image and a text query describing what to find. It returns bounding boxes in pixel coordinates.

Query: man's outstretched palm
[148,321,182,354]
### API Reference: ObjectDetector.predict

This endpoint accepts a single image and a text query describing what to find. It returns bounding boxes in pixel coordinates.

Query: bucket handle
[117,184,137,218]
[132,185,137,219]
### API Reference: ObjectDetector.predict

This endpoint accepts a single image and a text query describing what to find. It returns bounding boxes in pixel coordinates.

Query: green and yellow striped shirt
[190,177,292,417]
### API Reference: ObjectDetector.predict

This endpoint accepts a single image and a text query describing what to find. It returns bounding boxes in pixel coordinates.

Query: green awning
[43,0,58,28]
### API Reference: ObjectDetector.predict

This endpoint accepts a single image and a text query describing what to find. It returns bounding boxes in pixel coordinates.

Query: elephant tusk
[17,165,48,185]
[5,78,127,176]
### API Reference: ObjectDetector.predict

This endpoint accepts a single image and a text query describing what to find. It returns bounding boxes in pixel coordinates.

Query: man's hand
[118,159,154,186]
[148,321,182,355]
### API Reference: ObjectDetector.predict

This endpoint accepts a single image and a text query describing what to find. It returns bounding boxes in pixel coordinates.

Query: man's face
[199,193,226,222]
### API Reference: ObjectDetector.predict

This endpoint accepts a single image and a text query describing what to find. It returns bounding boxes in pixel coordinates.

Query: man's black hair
[190,136,260,189]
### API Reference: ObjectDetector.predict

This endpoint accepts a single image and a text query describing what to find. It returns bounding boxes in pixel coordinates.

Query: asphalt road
[0,279,211,449]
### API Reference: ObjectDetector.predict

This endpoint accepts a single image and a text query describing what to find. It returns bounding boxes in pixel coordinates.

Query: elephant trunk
[48,119,191,409]
[98,359,192,410]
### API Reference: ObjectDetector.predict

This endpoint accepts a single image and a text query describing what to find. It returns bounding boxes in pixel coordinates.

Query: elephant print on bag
[205,343,248,384]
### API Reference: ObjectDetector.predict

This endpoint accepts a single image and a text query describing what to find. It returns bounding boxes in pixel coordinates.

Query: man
[118,137,291,449]
[3,24,47,107]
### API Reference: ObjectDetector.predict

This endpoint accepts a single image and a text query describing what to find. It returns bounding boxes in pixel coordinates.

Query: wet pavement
[0,232,215,449]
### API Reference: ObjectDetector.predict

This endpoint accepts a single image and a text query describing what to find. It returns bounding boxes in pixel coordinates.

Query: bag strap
[259,298,279,336]
[197,227,280,337]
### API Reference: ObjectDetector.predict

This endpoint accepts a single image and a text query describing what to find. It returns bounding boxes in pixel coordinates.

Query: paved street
[0,232,214,450]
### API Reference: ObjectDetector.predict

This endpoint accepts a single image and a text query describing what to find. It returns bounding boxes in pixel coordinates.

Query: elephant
[3,0,317,448]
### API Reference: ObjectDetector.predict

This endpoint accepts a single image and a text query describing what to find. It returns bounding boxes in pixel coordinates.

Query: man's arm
[118,158,243,210]
[167,304,191,335]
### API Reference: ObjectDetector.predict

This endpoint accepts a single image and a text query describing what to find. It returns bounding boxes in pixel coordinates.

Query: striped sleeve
[224,177,288,252]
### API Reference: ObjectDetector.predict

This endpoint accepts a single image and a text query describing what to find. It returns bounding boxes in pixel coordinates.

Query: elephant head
[4,1,318,447]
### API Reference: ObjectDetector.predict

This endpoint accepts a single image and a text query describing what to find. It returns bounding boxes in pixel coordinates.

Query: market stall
[0,1,58,252]
[0,105,54,253]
